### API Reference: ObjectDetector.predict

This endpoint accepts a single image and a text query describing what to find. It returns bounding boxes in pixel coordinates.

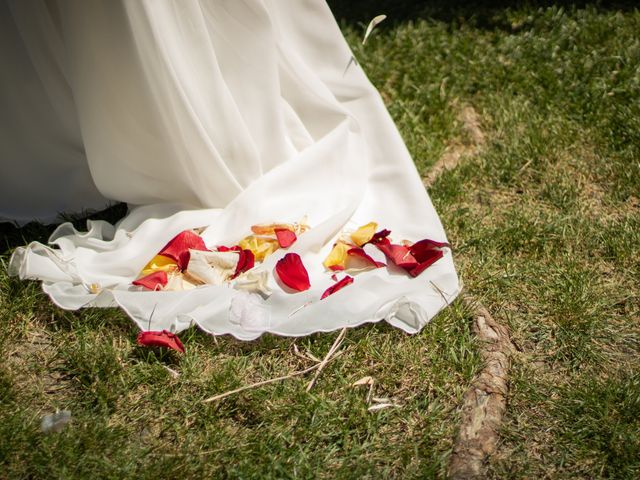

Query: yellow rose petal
[350,222,378,247]
[141,254,179,276]
[323,241,351,270]
[239,235,279,262]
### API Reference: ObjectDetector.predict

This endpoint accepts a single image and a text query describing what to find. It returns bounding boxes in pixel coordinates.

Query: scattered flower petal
[239,235,279,262]
[164,272,199,291]
[159,230,209,270]
[368,229,392,245]
[346,247,385,271]
[409,238,450,261]
[275,228,297,248]
[375,242,418,269]
[323,241,351,271]
[350,222,378,247]
[275,253,310,292]
[234,268,272,297]
[216,245,241,252]
[186,250,239,285]
[251,222,295,235]
[233,249,255,278]
[408,249,444,277]
[321,275,354,299]
[133,271,168,290]
[141,254,179,276]
[137,330,185,353]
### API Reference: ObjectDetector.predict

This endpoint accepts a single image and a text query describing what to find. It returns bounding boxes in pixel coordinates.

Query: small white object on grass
[40,410,71,433]
[362,15,387,45]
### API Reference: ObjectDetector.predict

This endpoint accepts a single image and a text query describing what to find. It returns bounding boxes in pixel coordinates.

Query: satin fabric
[5,0,460,340]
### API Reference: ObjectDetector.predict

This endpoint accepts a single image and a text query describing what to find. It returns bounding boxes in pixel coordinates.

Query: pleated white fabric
[4,0,460,340]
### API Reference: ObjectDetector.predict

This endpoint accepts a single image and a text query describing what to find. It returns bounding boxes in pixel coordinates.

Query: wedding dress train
[3,0,460,340]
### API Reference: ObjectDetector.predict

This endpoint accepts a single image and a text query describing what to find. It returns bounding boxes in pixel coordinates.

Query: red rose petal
[159,230,209,270]
[347,247,385,269]
[275,253,310,292]
[321,275,354,299]
[132,271,168,290]
[137,330,185,353]
[409,249,444,277]
[375,242,418,269]
[409,238,450,262]
[232,249,255,279]
[217,245,241,252]
[275,228,297,248]
[368,229,392,245]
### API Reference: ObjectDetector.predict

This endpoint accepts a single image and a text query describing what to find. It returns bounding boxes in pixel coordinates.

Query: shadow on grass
[328,0,638,29]
[0,202,128,254]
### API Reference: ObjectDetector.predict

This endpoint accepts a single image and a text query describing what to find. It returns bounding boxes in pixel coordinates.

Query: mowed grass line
[1,4,639,479]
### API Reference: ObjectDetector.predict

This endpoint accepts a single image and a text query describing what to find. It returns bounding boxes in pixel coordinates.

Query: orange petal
[250,223,295,235]
[351,222,378,247]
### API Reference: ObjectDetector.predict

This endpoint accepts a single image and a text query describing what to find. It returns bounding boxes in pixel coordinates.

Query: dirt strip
[423,105,485,188]
[423,105,514,478]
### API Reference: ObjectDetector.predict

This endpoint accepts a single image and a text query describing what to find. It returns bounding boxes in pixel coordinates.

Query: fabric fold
[4,0,460,340]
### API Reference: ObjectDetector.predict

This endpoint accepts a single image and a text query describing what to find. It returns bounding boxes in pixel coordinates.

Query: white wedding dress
[3,0,460,340]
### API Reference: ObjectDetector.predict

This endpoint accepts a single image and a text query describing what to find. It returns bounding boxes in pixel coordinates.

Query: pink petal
[321,275,354,299]
[275,253,310,292]
[159,230,209,270]
[137,330,185,353]
[275,228,297,248]
[132,271,168,290]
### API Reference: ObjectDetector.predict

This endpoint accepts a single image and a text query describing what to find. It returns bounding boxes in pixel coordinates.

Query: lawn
[1,2,639,478]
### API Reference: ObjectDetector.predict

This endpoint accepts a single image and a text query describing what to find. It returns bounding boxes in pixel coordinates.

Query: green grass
[2,2,640,478]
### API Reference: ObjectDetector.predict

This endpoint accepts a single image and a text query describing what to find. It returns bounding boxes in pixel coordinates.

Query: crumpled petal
[229,291,271,331]
[275,253,310,292]
[233,249,255,278]
[409,239,450,260]
[350,222,378,247]
[164,272,199,291]
[375,242,418,269]
[186,250,239,285]
[132,271,168,290]
[239,235,279,262]
[321,275,354,299]
[323,241,351,271]
[141,254,179,276]
[159,230,209,270]
[367,229,392,245]
[137,330,185,353]
[408,249,444,277]
[275,228,297,248]
[234,269,272,297]
[345,247,385,272]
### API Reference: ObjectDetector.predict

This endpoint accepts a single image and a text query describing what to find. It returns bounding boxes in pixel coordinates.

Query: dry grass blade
[306,327,347,392]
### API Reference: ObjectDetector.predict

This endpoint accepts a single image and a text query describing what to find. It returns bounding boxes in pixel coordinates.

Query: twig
[306,327,347,392]
[202,349,346,403]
